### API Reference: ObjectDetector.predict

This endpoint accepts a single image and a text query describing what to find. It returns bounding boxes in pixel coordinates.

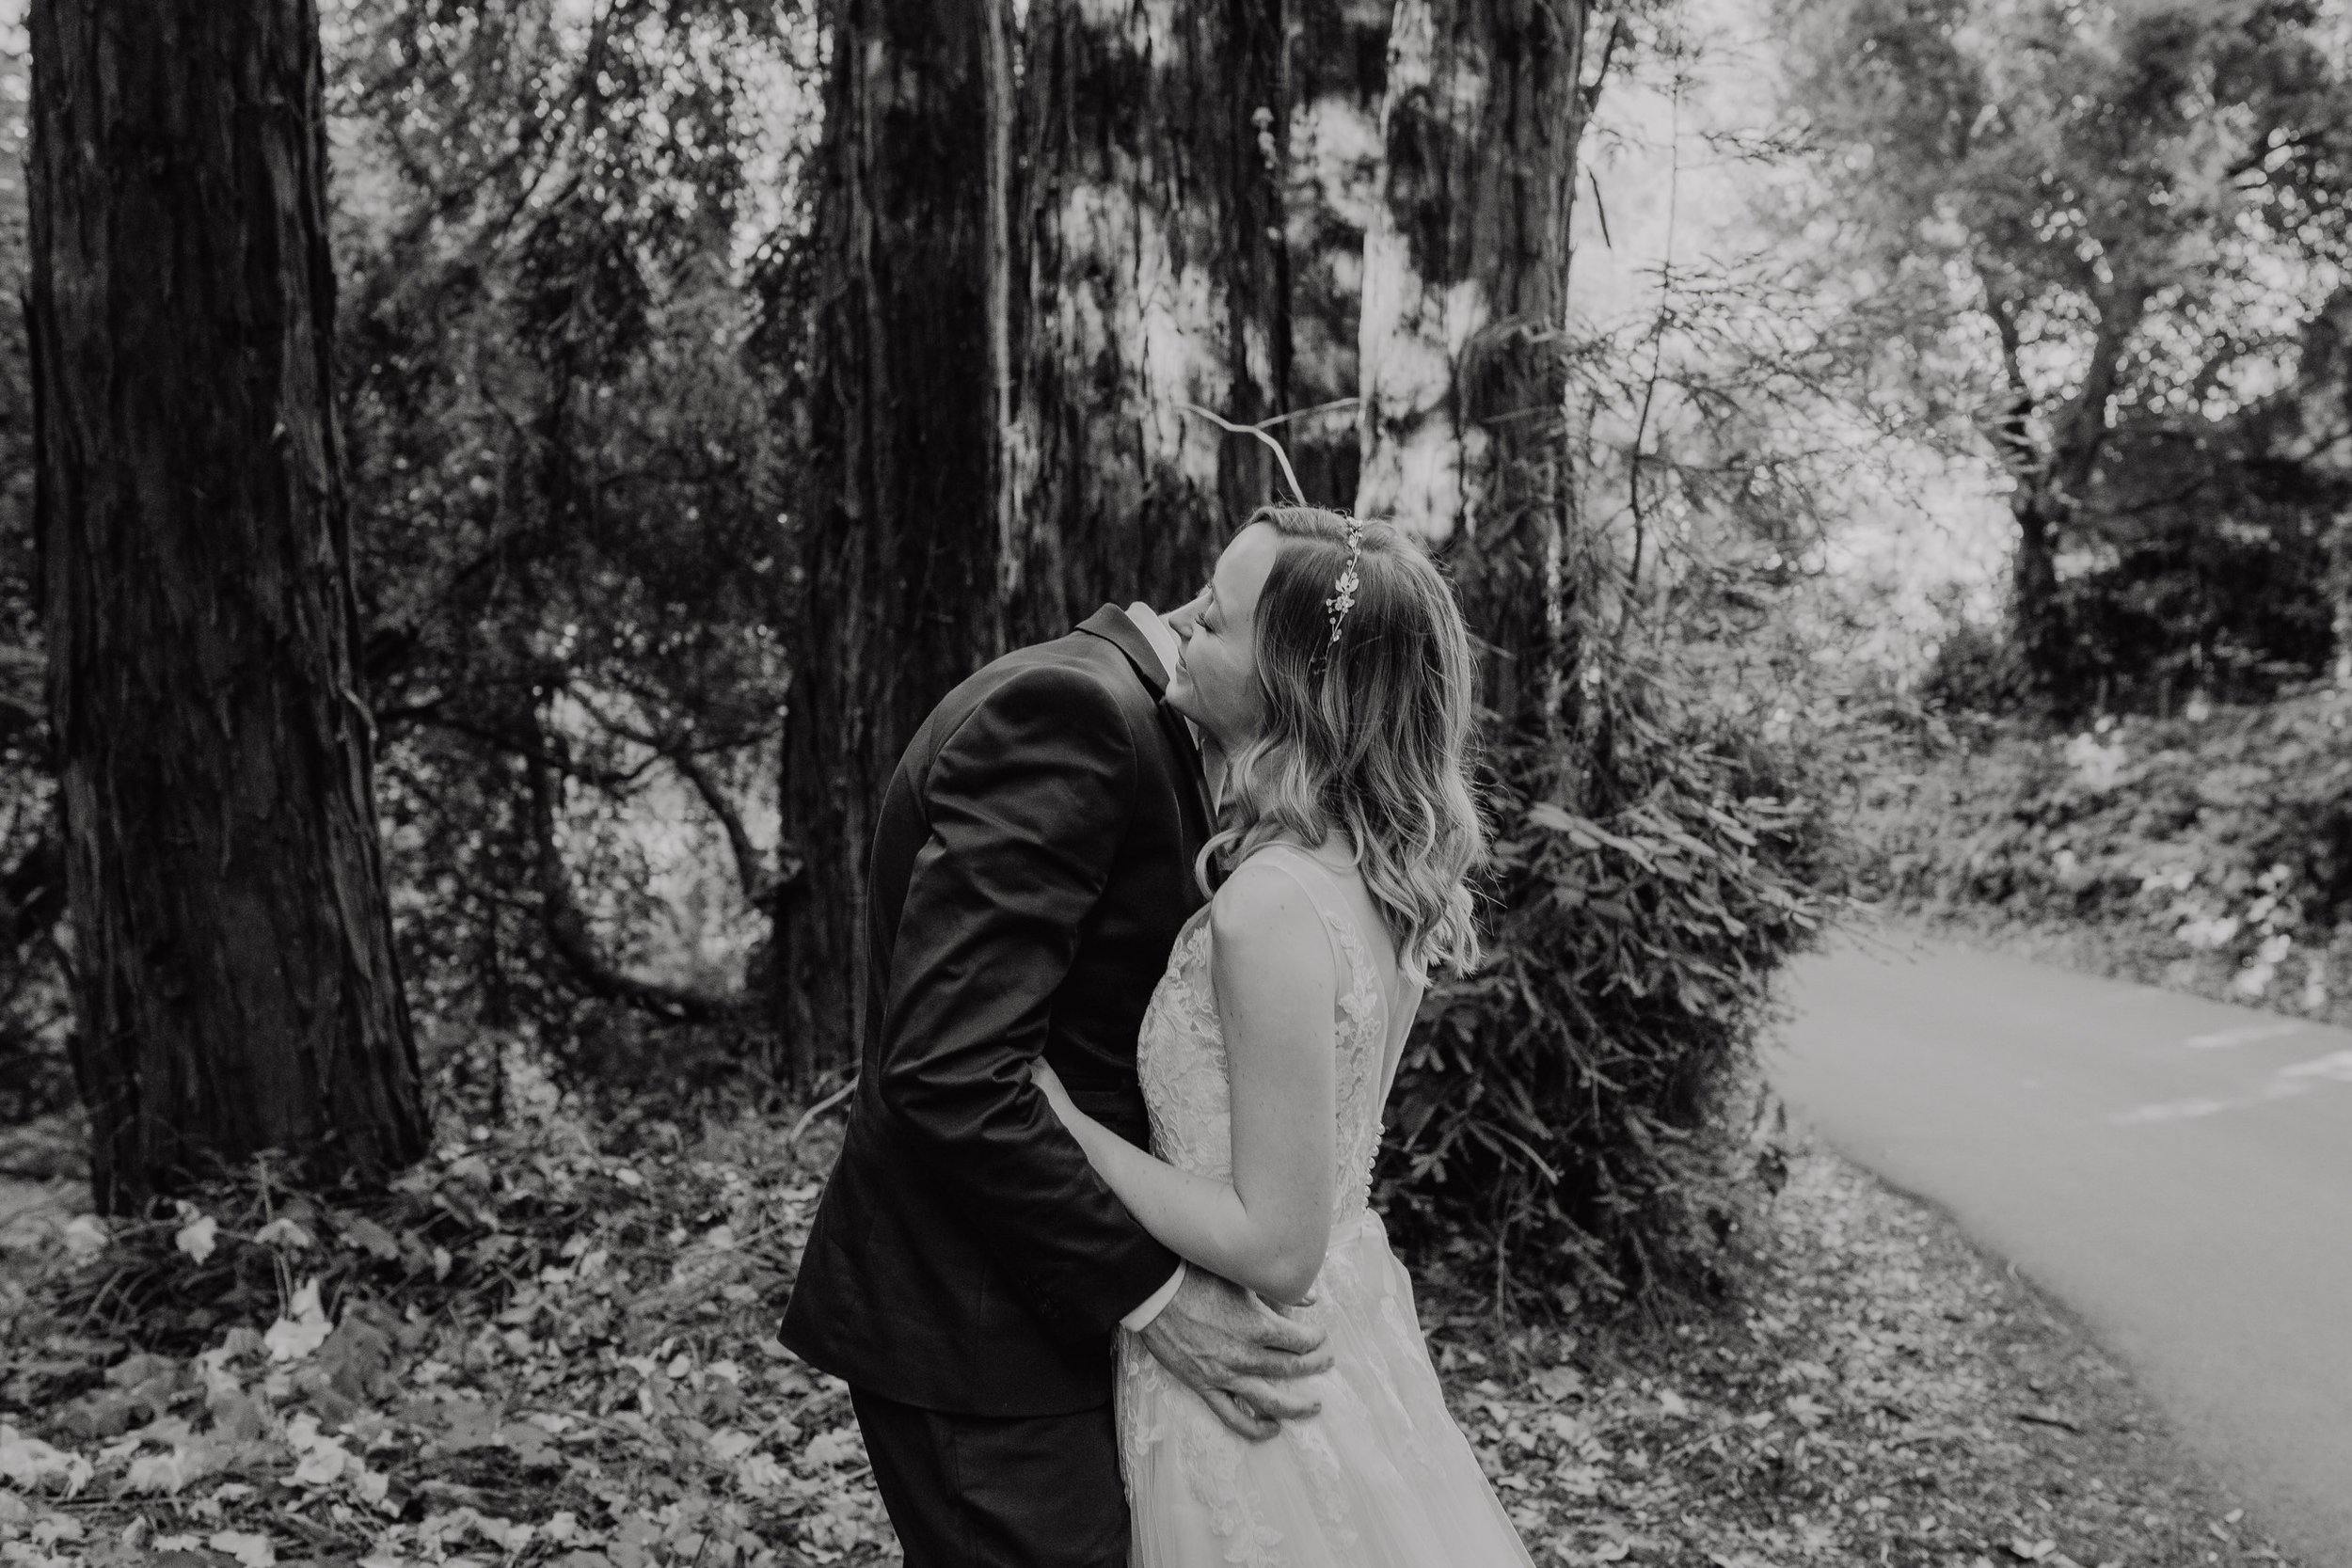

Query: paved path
[1771,933,2352,1568]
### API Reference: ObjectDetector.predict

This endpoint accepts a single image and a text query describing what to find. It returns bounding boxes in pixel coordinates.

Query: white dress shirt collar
[1124,601,1184,689]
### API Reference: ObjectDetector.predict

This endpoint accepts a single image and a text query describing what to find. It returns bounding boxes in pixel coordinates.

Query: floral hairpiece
[1325,516,1367,646]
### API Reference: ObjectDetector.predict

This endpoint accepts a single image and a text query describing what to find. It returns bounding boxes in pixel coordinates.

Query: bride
[1032,505,1534,1568]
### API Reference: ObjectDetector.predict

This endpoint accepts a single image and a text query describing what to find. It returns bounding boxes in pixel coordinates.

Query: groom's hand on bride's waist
[1138,1267,1333,1442]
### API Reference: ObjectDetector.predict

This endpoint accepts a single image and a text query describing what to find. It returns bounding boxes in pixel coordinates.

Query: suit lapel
[1076,605,1216,843]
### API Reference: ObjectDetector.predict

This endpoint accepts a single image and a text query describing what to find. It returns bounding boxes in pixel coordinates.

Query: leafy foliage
[0,4,823,1118]
[1376,627,1838,1317]
[334,0,813,1067]
[1772,0,2352,702]
[0,24,64,1127]
[1848,682,2352,1021]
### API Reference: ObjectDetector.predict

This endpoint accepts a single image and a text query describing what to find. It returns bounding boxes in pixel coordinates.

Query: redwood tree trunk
[1356,0,1595,746]
[777,0,1003,1083]
[999,0,1288,645]
[778,0,1288,1080]
[1284,0,1392,508]
[28,0,427,1210]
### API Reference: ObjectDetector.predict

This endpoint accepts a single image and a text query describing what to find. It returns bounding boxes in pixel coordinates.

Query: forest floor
[0,1079,2301,1568]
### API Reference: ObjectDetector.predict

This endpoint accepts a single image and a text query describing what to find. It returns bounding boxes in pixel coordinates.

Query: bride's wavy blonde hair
[1198,505,1486,977]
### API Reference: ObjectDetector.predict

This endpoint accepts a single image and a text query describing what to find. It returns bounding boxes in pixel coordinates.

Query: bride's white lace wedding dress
[1116,845,1535,1568]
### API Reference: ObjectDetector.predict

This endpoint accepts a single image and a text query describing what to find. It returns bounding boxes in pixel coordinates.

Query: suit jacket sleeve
[873,663,1183,1343]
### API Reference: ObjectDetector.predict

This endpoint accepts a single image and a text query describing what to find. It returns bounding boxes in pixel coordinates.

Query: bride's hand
[1027,1056,1074,1120]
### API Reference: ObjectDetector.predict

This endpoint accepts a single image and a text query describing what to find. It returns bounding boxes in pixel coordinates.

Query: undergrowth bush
[1375,659,1838,1322]
[1847,680,2352,1018]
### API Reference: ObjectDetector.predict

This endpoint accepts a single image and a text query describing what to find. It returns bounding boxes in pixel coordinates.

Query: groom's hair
[1203,505,1487,979]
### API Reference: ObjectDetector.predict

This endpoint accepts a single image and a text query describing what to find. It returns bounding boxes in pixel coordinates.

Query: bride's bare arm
[1033,863,1337,1304]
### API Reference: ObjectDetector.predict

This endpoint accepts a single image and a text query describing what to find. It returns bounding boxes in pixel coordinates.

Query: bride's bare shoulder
[1208,853,1329,961]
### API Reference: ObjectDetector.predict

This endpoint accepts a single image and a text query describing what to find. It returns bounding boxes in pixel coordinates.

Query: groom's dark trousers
[780,608,1212,1568]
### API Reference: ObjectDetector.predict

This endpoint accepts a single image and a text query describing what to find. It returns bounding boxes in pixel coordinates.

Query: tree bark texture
[777,0,1003,1085]
[779,0,1289,1078]
[28,0,428,1209]
[1283,0,1391,508]
[998,0,1288,647]
[1355,0,1595,743]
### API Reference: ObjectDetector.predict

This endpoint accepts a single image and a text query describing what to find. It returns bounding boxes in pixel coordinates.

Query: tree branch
[2052,286,2152,499]
[559,686,790,910]
[521,729,757,1026]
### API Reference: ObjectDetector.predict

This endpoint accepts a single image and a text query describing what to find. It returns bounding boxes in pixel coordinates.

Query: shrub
[1375,658,1837,1321]
[1847,682,2352,1018]
[1918,619,2027,716]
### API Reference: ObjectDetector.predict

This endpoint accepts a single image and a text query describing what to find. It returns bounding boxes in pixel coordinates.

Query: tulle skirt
[1116,1210,1536,1568]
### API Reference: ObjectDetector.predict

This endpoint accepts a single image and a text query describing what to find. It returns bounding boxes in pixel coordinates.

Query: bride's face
[1166,522,1282,751]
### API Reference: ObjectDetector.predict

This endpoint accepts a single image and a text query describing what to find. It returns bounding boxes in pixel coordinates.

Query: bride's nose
[1166,587,1208,638]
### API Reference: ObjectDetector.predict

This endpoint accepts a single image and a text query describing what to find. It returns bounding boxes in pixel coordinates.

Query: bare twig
[1178,403,1309,506]
[520,716,757,1026]
[786,1079,857,1147]
[1249,396,1361,433]
[563,687,782,907]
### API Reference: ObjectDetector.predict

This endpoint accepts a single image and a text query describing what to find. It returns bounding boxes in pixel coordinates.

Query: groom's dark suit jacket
[780,607,1212,1417]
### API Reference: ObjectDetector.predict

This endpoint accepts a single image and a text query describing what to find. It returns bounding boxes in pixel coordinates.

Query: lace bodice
[1132,846,1395,1236]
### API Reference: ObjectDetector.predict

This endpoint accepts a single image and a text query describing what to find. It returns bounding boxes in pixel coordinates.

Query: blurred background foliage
[2,0,2349,1318]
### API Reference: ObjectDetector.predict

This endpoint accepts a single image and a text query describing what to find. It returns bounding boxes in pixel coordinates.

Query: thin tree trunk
[2009,490,2065,697]
[28,0,427,1210]
[999,0,1288,646]
[777,0,1002,1085]
[1989,283,2148,704]
[1356,0,1597,747]
[2288,289,2352,684]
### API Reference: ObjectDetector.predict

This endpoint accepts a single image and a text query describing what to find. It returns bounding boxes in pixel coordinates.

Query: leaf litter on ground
[0,1082,2303,1567]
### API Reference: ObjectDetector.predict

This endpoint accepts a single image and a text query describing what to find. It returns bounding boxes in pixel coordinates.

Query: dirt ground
[1428,1140,2302,1568]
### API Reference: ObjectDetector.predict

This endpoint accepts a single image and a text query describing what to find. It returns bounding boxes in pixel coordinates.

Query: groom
[779,598,1331,1567]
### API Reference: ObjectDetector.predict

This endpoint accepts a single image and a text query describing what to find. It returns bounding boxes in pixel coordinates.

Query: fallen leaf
[30,1513,86,1545]
[1532,1365,1584,1401]
[208,1529,276,1567]
[60,1214,109,1262]
[252,1216,315,1251]
[0,1425,91,1496]
[264,1279,332,1364]
[801,1426,860,1468]
[334,1212,403,1260]
[123,1446,212,1496]
[173,1208,217,1264]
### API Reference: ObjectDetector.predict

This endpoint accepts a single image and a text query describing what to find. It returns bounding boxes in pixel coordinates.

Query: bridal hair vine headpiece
[1325,516,1368,647]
